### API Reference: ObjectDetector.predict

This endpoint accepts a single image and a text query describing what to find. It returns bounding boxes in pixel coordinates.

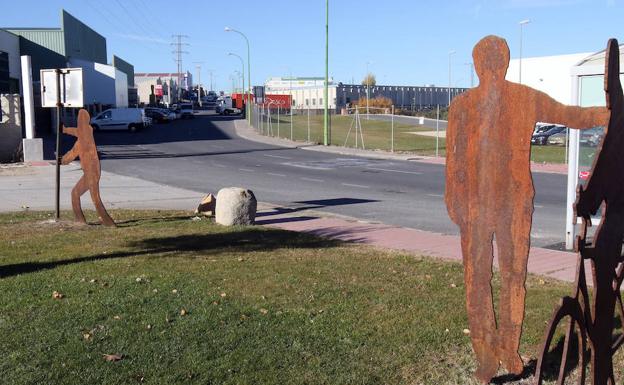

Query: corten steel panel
[445,35,609,384]
[61,109,115,227]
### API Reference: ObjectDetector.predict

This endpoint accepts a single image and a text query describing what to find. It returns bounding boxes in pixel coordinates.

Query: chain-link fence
[250,104,447,156]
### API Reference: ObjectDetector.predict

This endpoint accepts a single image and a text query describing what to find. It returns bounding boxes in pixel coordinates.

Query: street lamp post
[465,62,474,88]
[225,27,252,124]
[228,53,245,107]
[519,19,530,84]
[448,50,456,107]
[323,0,330,146]
[366,61,371,118]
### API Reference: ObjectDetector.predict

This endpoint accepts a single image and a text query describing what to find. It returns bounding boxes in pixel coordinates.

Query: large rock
[215,187,257,226]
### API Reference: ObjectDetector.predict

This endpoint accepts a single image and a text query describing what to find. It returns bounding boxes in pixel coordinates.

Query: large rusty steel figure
[535,38,624,385]
[445,35,608,383]
[61,109,116,227]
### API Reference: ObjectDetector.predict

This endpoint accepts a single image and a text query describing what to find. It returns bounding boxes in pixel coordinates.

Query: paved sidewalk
[0,162,202,212]
[233,118,569,174]
[1,162,580,283]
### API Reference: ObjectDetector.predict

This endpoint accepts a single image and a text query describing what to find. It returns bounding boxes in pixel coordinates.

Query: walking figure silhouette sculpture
[61,109,116,227]
[445,35,608,383]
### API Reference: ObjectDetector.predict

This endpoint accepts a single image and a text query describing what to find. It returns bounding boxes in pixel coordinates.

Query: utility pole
[171,34,189,102]
[194,61,204,107]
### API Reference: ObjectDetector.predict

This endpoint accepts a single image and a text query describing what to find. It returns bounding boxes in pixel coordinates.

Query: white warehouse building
[265,77,336,110]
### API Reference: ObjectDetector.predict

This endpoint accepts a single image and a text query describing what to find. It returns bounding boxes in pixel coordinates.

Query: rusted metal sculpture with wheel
[535,39,624,385]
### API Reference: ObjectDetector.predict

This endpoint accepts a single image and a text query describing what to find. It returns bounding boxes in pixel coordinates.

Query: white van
[90,108,147,132]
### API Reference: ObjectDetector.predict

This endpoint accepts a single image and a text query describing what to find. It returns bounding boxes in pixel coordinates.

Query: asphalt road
[96,112,568,249]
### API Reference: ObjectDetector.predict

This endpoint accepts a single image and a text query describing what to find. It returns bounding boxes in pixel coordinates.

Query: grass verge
[0,210,594,384]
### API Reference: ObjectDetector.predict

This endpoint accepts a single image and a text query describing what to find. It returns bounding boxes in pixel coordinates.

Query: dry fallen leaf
[103,353,123,362]
[180,309,187,316]
[462,329,471,335]
[52,291,64,299]
[146,324,152,330]
[172,289,178,294]
[83,332,92,340]
[450,283,457,288]
[113,315,121,320]
[220,292,227,298]
[259,308,268,315]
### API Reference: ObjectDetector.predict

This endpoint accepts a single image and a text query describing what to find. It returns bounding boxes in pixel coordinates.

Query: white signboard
[40,68,84,108]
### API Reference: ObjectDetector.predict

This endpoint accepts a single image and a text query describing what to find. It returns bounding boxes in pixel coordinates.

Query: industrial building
[0,9,137,161]
[135,71,193,106]
[265,76,467,111]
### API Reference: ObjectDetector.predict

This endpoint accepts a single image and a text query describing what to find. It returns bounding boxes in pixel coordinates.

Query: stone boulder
[195,194,216,217]
[215,187,257,226]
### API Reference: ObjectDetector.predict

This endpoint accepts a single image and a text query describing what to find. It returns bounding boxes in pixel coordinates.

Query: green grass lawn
[253,113,604,164]
[0,210,601,384]
[258,113,446,156]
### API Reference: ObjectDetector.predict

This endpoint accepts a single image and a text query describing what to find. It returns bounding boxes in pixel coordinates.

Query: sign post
[40,68,84,220]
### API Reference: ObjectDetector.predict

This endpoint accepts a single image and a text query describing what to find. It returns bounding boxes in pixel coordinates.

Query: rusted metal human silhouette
[61,109,116,227]
[445,35,608,383]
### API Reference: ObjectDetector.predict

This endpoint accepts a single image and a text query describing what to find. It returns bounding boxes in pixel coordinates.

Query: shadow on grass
[491,359,536,384]
[0,227,341,279]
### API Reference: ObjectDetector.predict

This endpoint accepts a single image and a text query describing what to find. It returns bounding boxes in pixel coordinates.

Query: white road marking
[301,177,324,183]
[263,154,292,160]
[267,172,286,177]
[342,183,370,189]
[534,205,544,208]
[239,168,254,172]
[213,163,227,168]
[367,167,423,175]
[427,193,444,198]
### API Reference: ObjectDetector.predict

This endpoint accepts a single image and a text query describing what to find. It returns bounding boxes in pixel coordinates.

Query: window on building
[305,99,309,106]
[292,99,296,106]
[319,98,323,105]
[312,99,316,105]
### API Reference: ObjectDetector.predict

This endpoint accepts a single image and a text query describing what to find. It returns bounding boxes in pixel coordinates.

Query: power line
[84,0,162,56]
[171,34,189,101]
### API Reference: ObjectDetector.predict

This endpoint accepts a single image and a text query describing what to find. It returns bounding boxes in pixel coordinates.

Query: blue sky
[3,0,622,90]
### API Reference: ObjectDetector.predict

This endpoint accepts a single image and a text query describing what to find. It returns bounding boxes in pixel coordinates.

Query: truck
[215,96,241,115]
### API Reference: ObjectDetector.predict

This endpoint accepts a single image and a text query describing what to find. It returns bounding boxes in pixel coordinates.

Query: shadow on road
[257,198,381,218]
[42,115,243,160]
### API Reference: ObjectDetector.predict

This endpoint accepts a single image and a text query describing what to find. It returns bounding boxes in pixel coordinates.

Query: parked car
[533,123,556,136]
[179,103,194,119]
[144,108,169,123]
[580,127,604,147]
[159,108,177,121]
[531,125,566,145]
[90,108,147,132]
[547,129,569,146]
